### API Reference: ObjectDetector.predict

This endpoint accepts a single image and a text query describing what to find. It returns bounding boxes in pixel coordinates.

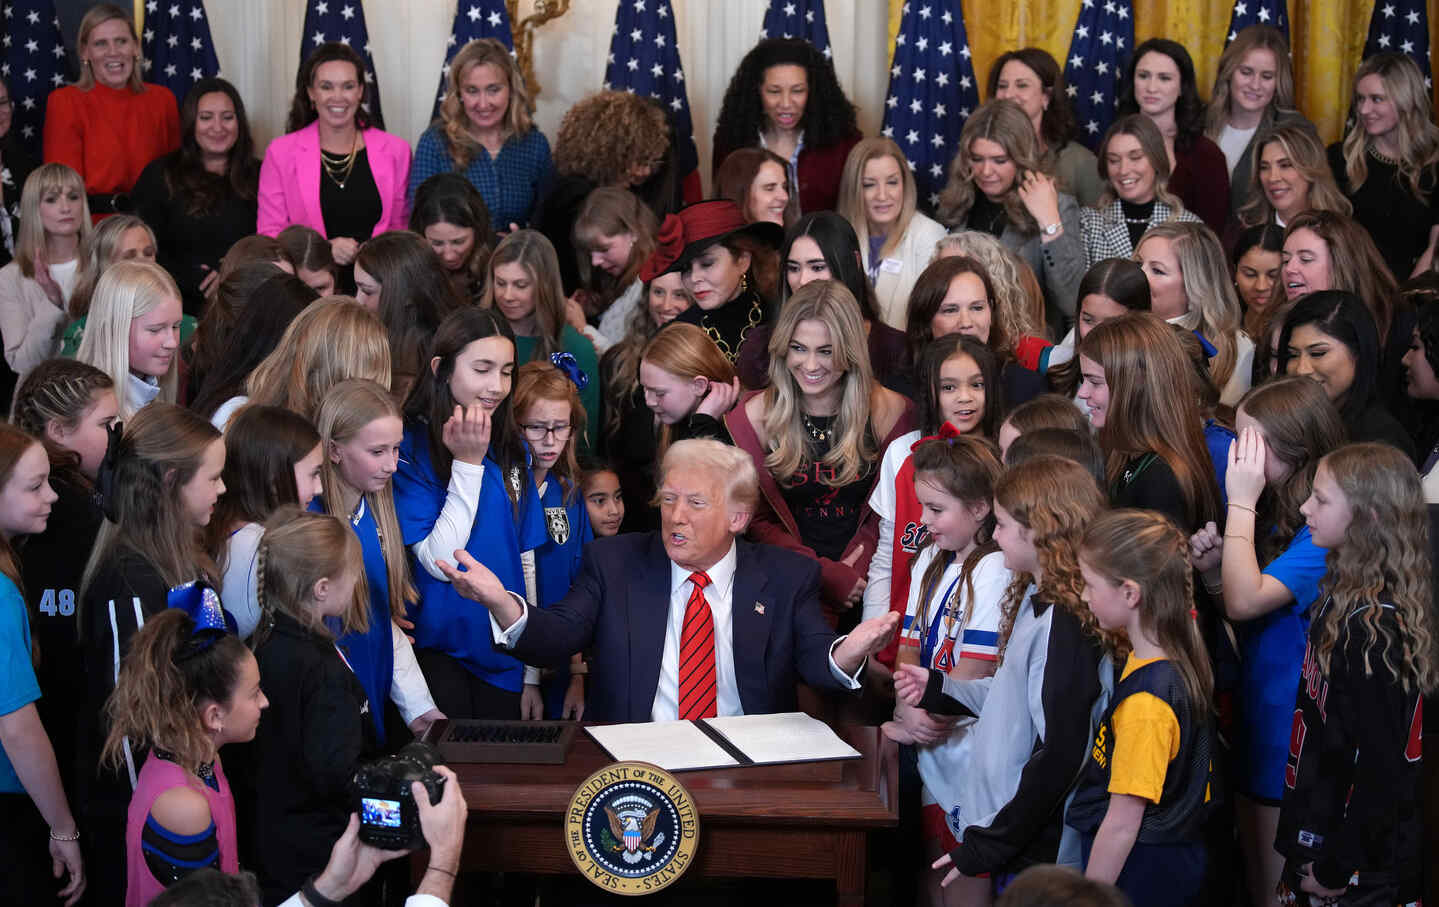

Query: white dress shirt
[491,540,864,719]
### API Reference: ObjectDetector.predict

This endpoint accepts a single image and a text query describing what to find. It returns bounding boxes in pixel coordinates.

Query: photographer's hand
[309,813,409,903]
[416,765,468,900]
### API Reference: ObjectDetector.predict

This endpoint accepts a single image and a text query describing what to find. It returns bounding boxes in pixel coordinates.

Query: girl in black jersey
[11,359,117,798]
[1277,443,1438,905]
[1069,509,1216,904]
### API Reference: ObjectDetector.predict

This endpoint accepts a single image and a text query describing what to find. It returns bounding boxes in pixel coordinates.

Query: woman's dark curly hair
[985,48,1077,150]
[164,78,259,217]
[712,38,858,154]
[1116,38,1206,152]
[286,42,377,133]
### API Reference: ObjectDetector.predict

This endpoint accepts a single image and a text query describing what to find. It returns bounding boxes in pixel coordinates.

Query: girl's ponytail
[102,609,249,775]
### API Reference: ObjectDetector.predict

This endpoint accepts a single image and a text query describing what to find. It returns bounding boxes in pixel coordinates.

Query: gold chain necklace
[321,132,360,189]
[801,412,830,443]
[1368,144,1399,167]
[702,295,763,361]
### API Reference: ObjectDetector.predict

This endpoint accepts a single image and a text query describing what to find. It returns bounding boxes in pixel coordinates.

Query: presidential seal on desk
[565,761,700,894]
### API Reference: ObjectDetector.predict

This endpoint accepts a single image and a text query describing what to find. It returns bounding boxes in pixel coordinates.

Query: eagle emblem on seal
[604,799,664,864]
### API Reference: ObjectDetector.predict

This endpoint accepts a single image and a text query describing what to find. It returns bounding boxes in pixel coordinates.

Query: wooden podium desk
[443,723,898,906]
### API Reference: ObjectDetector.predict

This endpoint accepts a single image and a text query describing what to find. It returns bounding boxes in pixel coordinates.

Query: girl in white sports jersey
[883,434,1009,907]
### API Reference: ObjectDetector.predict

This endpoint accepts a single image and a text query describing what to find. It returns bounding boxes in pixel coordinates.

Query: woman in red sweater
[43,4,180,220]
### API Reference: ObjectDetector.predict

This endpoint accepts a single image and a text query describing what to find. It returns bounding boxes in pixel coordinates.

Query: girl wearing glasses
[511,359,593,720]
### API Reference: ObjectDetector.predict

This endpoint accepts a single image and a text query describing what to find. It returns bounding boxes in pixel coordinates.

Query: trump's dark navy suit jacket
[505,532,850,723]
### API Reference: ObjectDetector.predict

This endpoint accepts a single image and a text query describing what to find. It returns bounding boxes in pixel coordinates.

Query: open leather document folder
[584,712,862,772]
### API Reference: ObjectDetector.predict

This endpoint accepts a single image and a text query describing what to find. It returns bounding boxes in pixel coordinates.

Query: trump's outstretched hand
[437,550,524,629]
[833,611,902,676]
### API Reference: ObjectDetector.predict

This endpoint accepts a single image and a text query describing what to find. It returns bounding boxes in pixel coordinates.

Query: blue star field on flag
[1,0,68,155]
[1224,0,1288,45]
[300,0,383,128]
[760,0,832,60]
[1062,0,1134,151]
[431,1,513,120]
[1364,1,1431,88]
[141,0,222,108]
[603,0,698,191]
[881,1,982,209]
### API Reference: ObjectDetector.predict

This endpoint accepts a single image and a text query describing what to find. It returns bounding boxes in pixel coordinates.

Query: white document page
[702,712,861,765]
[585,720,741,772]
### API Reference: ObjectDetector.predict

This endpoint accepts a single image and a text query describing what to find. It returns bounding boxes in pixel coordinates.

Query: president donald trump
[439,439,900,722]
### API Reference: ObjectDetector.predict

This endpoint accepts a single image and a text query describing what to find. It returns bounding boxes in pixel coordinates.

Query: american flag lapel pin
[754,602,766,615]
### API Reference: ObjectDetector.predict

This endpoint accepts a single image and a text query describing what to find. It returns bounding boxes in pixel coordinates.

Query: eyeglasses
[520,422,573,442]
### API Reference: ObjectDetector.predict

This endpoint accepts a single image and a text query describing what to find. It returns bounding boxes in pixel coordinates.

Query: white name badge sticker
[879,258,903,274]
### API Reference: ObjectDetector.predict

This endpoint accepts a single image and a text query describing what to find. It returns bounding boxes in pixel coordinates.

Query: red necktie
[677,571,716,720]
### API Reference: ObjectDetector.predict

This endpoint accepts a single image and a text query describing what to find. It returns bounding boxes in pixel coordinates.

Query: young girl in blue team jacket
[394,307,547,719]
[511,357,594,719]
[314,379,441,744]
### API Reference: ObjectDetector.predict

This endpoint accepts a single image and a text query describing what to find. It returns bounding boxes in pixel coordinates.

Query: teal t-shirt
[0,573,42,793]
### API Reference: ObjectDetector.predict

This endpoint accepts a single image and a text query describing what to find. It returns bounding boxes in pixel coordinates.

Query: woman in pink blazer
[257,42,410,270]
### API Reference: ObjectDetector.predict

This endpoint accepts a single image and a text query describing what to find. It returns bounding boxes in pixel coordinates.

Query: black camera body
[350,741,447,849]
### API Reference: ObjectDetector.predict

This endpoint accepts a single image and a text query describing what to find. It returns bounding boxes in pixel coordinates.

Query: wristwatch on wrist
[1041,221,1061,236]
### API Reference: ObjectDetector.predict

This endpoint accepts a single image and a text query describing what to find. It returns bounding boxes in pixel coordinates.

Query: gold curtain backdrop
[890,0,1439,145]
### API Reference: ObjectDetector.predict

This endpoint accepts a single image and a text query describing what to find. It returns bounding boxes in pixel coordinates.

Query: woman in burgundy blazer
[257,43,410,266]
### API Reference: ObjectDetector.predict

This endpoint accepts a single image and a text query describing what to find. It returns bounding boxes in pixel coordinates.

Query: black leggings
[415,650,522,719]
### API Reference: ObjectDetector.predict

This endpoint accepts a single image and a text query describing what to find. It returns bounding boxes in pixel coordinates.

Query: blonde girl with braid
[245,509,373,904]
[315,380,442,745]
[893,456,1108,896]
[1275,443,1439,905]
[1067,510,1216,903]
[10,358,118,798]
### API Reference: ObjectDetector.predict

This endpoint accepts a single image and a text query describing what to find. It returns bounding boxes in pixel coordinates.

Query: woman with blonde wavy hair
[1330,53,1439,278]
[75,260,183,417]
[725,279,913,621]
[936,100,1087,328]
[1133,220,1253,404]
[838,137,947,330]
[1276,442,1437,906]
[408,38,551,234]
[1204,25,1314,213]
[1235,126,1350,230]
[242,298,391,423]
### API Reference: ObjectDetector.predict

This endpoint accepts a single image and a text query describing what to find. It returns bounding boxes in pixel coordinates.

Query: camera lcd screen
[361,797,403,828]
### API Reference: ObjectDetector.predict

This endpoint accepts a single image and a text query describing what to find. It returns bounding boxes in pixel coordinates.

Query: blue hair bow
[550,352,590,390]
[1192,330,1218,358]
[169,582,237,663]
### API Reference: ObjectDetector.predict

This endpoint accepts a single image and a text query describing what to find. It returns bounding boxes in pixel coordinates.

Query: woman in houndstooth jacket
[1081,115,1201,267]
